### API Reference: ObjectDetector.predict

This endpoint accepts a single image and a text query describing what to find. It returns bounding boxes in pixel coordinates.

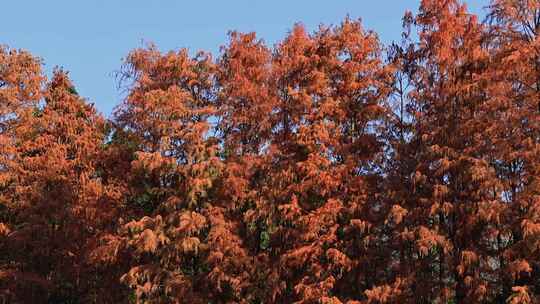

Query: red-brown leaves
[3,1,540,303]
[508,285,533,304]
[217,31,273,155]
[1,64,120,301]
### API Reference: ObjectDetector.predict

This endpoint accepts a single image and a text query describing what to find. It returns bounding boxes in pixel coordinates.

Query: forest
[1,0,540,303]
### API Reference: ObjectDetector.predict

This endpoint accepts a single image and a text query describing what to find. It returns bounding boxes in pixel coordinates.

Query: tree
[0,65,117,302]
[104,45,253,303]
[384,1,505,302]
[486,0,540,300]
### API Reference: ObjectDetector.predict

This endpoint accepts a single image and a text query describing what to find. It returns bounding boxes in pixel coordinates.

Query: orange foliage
[2,1,540,303]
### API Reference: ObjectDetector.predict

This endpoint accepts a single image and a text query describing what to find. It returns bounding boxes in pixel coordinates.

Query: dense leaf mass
[2,1,540,303]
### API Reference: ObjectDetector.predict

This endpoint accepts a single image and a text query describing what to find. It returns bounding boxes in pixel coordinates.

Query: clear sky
[1,0,489,116]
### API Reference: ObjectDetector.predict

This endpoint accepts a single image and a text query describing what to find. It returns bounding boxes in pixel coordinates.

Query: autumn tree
[0,46,45,302]
[485,0,540,301]
[0,61,121,301]
[382,1,508,302]
[98,45,258,303]
[217,20,392,302]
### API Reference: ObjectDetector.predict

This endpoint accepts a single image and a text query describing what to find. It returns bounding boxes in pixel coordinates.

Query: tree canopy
[1,1,540,303]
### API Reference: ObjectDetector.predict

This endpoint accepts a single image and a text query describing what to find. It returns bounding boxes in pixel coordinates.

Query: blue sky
[1,1,489,116]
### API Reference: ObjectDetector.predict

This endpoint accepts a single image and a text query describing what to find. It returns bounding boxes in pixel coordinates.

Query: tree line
[1,0,540,303]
